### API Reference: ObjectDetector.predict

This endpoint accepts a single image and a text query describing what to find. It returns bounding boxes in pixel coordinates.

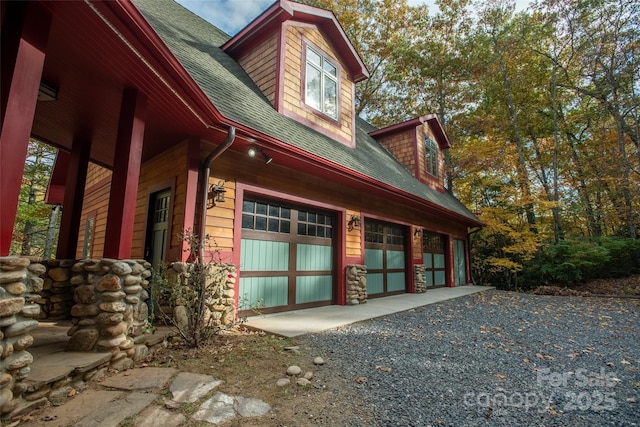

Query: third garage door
[364,220,407,297]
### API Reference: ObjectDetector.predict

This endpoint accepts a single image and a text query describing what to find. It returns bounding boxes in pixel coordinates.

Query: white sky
[175,0,533,36]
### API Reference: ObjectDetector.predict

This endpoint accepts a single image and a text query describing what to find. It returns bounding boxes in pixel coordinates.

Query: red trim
[97,1,226,124]
[104,88,147,259]
[370,114,451,149]
[0,2,51,256]
[232,182,348,309]
[222,0,368,83]
[274,26,285,112]
[182,138,201,261]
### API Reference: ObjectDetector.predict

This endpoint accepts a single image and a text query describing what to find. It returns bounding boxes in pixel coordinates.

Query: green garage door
[454,239,467,286]
[239,199,335,315]
[364,221,407,297]
[423,232,447,288]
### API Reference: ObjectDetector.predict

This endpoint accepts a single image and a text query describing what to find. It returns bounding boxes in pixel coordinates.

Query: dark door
[145,189,171,267]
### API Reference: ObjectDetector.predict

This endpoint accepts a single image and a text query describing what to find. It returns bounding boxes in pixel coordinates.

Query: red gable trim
[369,114,452,149]
[222,0,368,83]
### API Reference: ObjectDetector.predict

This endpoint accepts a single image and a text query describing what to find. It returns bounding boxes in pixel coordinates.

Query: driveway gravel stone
[304,290,640,426]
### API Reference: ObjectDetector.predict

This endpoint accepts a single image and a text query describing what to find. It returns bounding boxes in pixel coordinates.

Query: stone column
[346,265,367,305]
[0,256,42,415]
[66,259,151,370]
[414,265,427,293]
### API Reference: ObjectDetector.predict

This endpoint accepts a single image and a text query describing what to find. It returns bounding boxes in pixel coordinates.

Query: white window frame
[425,137,438,177]
[305,45,339,120]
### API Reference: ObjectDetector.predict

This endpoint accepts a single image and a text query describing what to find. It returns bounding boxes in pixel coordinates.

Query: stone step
[25,343,112,390]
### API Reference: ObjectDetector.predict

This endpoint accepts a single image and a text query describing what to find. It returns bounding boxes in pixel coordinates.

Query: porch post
[103,88,147,259]
[181,137,201,261]
[56,139,91,259]
[0,2,51,255]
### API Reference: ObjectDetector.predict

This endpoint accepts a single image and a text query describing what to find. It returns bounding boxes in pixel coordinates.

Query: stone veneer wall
[414,265,427,293]
[0,256,42,415]
[346,265,367,305]
[0,256,154,416]
[162,262,237,330]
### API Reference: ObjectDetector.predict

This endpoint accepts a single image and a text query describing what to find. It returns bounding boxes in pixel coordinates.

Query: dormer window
[305,46,338,119]
[425,137,438,177]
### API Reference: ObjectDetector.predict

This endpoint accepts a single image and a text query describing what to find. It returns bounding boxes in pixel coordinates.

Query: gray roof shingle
[132,0,480,224]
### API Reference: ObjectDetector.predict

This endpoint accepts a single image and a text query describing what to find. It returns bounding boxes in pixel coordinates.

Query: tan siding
[237,32,279,105]
[132,142,190,260]
[282,23,354,145]
[417,124,445,190]
[346,209,361,258]
[376,131,416,174]
[204,177,236,254]
[76,167,112,259]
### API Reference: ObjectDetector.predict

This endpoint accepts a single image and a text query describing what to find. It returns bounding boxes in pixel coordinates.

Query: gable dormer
[222,0,368,148]
[369,115,451,192]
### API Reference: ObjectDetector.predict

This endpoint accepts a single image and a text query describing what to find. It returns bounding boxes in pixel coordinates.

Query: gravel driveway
[304,290,640,426]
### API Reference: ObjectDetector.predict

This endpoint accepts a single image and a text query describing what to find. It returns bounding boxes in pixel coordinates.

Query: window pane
[306,64,321,110]
[298,211,307,221]
[308,225,316,236]
[298,223,306,235]
[242,201,254,213]
[324,77,337,118]
[307,47,321,66]
[256,202,267,215]
[308,213,316,223]
[242,214,254,229]
[281,221,291,234]
[281,208,290,219]
[255,216,267,231]
[268,218,279,232]
[324,60,337,76]
[269,205,279,217]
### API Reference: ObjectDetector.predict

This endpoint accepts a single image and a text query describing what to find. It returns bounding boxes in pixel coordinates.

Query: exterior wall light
[348,215,361,231]
[207,180,226,209]
[247,147,272,164]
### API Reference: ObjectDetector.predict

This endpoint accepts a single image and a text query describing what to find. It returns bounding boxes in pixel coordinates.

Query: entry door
[454,239,467,286]
[239,199,335,315]
[364,221,407,297]
[145,189,171,266]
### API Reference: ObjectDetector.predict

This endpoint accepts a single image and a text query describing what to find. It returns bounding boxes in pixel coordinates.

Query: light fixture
[348,215,361,231]
[414,228,423,239]
[247,146,272,164]
[38,81,58,102]
[207,180,226,209]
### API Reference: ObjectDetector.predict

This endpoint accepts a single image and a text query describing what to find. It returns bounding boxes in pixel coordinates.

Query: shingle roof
[132,0,480,225]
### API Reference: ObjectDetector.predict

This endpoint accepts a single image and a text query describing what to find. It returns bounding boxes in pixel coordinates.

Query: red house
[1,0,481,318]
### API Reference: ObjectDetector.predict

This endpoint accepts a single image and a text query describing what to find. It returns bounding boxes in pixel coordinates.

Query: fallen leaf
[496,374,507,380]
[68,388,76,397]
[621,360,631,365]
[375,366,392,373]
[355,376,367,384]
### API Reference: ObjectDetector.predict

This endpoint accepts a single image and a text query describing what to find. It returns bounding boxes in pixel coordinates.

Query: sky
[175,0,533,36]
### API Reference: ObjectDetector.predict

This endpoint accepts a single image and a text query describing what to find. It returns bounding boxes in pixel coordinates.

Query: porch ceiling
[30,1,225,168]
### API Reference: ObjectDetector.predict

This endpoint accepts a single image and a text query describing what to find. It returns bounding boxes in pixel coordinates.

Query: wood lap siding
[376,132,416,174]
[76,164,112,259]
[132,142,189,260]
[205,176,236,254]
[282,23,354,145]
[237,32,279,105]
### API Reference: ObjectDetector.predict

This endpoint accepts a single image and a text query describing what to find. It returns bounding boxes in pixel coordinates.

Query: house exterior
[1,0,481,319]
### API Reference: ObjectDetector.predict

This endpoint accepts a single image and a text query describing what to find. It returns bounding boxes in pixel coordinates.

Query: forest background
[13,0,639,290]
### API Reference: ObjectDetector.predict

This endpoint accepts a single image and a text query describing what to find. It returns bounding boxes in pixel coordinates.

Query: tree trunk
[43,205,61,259]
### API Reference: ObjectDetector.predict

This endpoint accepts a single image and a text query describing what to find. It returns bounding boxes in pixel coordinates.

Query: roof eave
[222,0,368,82]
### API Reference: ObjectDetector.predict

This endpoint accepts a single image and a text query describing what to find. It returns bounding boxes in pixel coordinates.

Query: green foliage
[150,230,230,348]
[524,237,639,287]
